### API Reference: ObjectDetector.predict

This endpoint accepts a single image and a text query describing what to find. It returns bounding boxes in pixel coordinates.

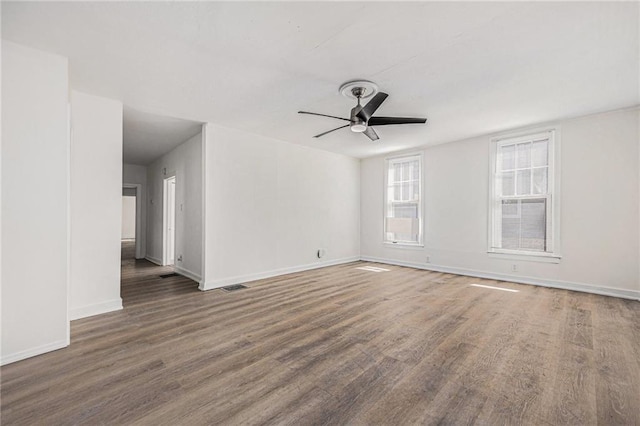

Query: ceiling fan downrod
[350,88,367,133]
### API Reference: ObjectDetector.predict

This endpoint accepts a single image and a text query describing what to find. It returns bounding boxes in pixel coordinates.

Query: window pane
[393,203,418,218]
[500,199,546,251]
[502,199,519,216]
[520,199,546,251]
[516,169,531,195]
[501,171,515,196]
[391,203,419,243]
[532,140,548,167]
[402,162,409,181]
[499,145,515,170]
[517,142,531,168]
[392,183,401,201]
[532,168,548,194]
[394,164,401,181]
[501,200,520,249]
[395,234,416,243]
[401,182,409,201]
[412,162,419,180]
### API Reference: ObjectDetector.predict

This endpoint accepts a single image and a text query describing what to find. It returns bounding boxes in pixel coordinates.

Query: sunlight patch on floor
[355,266,390,273]
[470,283,519,293]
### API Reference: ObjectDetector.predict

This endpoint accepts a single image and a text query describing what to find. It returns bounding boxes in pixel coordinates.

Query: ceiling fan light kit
[299,79,427,141]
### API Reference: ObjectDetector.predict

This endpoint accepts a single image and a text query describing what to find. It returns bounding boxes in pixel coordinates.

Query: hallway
[120,239,199,307]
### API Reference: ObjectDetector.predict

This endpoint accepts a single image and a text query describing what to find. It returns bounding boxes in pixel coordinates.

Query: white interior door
[164,176,176,266]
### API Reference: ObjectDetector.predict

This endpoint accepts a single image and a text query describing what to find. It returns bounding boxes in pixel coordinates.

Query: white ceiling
[123,107,202,165]
[3,2,638,158]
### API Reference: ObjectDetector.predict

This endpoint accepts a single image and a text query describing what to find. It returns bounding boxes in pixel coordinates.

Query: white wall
[123,163,147,258]
[1,41,70,364]
[121,196,136,239]
[361,108,640,299]
[146,132,203,281]
[201,124,360,289]
[69,90,123,320]
[123,164,147,187]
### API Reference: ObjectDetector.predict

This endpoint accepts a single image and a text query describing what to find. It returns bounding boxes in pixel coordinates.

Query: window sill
[488,250,561,263]
[384,242,424,250]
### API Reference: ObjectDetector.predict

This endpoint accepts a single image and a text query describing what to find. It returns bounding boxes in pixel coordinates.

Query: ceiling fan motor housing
[350,106,366,132]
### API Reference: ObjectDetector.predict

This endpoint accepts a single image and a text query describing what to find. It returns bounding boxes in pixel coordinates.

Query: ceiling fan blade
[368,116,427,126]
[362,126,379,141]
[356,92,388,122]
[299,111,350,122]
[313,124,350,138]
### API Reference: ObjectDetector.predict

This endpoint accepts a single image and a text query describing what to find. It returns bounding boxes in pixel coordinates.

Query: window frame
[383,153,424,247]
[488,129,561,262]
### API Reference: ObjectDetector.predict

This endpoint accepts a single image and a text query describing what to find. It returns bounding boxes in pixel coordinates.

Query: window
[489,130,559,259]
[384,154,422,245]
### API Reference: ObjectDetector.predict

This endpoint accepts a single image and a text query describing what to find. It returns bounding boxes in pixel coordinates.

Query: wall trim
[145,255,163,266]
[360,256,640,301]
[199,256,360,291]
[1,339,68,366]
[175,266,201,283]
[69,298,123,321]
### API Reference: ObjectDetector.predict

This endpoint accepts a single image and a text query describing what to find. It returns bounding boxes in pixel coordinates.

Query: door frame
[162,175,177,266]
[122,183,144,259]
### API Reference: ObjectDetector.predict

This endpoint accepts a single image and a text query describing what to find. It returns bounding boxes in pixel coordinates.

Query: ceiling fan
[298,80,427,141]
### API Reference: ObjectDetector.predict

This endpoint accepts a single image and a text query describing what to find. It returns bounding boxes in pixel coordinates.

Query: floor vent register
[221,284,248,292]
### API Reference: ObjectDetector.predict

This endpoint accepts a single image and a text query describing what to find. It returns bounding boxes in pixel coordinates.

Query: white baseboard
[199,256,360,291]
[174,265,201,282]
[69,298,123,321]
[145,255,163,266]
[360,256,640,301]
[1,339,68,366]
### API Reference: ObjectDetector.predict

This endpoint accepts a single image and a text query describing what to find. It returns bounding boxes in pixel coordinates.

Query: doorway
[122,183,144,259]
[121,188,137,261]
[163,176,176,266]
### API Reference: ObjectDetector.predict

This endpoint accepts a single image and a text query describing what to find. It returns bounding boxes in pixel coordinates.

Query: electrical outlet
[317,248,326,259]
[178,255,183,262]
[425,255,431,263]
[511,264,517,272]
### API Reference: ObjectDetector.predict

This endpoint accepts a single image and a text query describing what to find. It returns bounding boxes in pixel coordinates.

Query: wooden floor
[2,241,639,425]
